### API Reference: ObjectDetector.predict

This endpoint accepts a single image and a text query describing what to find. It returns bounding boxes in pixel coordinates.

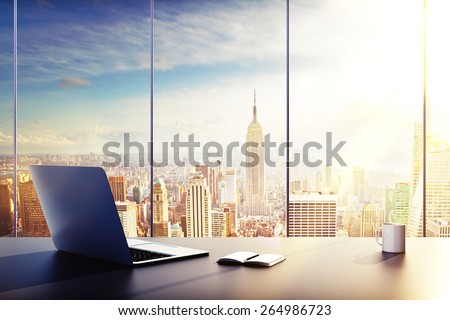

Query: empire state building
[244,91,266,216]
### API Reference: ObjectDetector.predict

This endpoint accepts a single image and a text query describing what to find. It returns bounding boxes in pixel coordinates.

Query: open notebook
[217,251,285,267]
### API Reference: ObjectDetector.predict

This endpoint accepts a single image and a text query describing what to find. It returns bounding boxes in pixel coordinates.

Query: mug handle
[375,227,382,246]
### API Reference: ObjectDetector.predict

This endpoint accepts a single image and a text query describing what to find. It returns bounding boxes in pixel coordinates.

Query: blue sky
[0,0,14,148]
[1,0,288,155]
[0,0,152,153]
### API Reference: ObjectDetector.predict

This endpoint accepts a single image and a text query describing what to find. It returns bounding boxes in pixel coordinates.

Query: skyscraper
[342,204,360,237]
[427,218,450,237]
[288,192,337,237]
[218,177,226,207]
[211,209,229,237]
[133,186,143,204]
[186,172,211,237]
[153,179,169,223]
[115,201,137,238]
[422,148,450,237]
[108,176,127,202]
[0,184,12,237]
[360,203,377,237]
[171,222,185,237]
[19,180,50,237]
[411,123,427,197]
[290,180,302,194]
[195,165,218,207]
[153,179,171,237]
[222,203,237,236]
[244,91,266,216]
[408,123,425,236]
[224,169,237,204]
[386,182,410,225]
[408,126,450,237]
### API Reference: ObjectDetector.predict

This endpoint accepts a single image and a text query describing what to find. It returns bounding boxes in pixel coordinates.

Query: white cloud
[59,77,91,88]
[0,131,13,145]
[15,93,152,154]
[17,130,76,147]
[154,0,286,70]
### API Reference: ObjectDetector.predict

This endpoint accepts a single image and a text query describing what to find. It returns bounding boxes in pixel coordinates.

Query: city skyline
[4,122,450,239]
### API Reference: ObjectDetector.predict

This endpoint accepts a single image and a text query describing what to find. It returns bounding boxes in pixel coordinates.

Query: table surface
[0,237,449,300]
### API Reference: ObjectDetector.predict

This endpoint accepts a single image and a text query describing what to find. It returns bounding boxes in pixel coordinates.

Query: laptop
[29,165,208,266]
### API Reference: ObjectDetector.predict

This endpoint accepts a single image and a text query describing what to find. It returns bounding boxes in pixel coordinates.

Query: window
[4,0,445,239]
[423,0,450,237]
[153,0,287,237]
[15,0,151,237]
[289,0,423,237]
[0,0,14,237]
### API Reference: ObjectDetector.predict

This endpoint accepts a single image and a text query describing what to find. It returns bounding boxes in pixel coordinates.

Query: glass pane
[0,0,14,237]
[154,0,287,237]
[289,0,423,237]
[17,0,151,237]
[424,0,450,237]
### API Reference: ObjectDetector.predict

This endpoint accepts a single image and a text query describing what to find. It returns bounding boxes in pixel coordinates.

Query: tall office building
[423,148,450,236]
[288,192,337,237]
[210,167,218,207]
[224,169,237,204]
[244,91,266,216]
[290,180,302,194]
[19,180,50,237]
[108,176,127,202]
[195,165,218,207]
[342,206,360,237]
[186,172,211,237]
[360,203,377,237]
[133,186,143,204]
[0,184,12,236]
[411,123,429,195]
[115,201,137,238]
[408,123,425,236]
[171,222,184,237]
[153,179,169,223]
[137,202,148,223]
[211,209,229,237]
[409,126,450,237]
[427,218,450,237]
[153,179,171,237]
[386,182,410,225]
[386,188,396,223]
[222,203,237,236]
[218,178,226,206]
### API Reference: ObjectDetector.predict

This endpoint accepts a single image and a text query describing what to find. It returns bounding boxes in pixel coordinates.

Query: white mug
[375,223,405,253]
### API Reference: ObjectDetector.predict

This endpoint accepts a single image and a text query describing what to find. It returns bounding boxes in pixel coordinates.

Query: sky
[1,0,448,186]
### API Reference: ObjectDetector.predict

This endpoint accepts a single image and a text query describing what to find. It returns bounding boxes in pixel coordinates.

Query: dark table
[1,237,449,299]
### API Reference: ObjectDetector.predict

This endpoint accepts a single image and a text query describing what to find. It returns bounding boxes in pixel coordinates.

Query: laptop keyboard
[130,248,174,262]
